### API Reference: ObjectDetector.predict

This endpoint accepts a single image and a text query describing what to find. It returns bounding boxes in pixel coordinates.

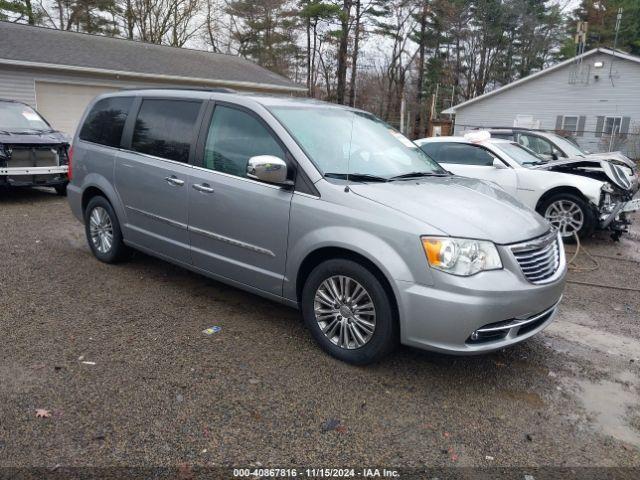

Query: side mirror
[247,155,291,185]
[551,152,559,160]
[492,158,507,169]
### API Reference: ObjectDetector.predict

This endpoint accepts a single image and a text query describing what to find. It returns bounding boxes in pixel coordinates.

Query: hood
[585,151,636,170]
[0,129,69,145]
[349,175,549,245]
[530,157,634,191]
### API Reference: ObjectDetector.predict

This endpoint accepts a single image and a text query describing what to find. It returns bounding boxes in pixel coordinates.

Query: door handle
[165,176,185,186]
[193,183,215,193]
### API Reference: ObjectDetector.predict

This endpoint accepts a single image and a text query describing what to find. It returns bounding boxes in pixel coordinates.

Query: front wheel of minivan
[84,196,129,263]
[301,259,398,365]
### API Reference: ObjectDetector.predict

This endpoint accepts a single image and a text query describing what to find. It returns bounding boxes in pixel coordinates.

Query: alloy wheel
[89,206,114,254]
[544,199,584,237]
[313,275,376,350]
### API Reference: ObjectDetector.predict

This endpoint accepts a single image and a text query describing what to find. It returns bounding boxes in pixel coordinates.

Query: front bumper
[0,165,68,187]
[395,240,566,354]
[599,189,639,235]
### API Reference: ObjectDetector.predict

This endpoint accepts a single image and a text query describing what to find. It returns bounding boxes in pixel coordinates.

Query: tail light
[67,145,73,180]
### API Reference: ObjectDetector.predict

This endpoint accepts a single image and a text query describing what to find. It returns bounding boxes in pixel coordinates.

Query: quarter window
[203,105,286,178]
[131,99,202,163]
[79,97,134,147]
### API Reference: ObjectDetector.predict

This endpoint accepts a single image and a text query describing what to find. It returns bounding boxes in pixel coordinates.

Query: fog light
[471,331,479,341]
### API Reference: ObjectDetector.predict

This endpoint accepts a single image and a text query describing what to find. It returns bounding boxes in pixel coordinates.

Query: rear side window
[424,142,494,166]
[80,97,133,147]
[131,99,202,163]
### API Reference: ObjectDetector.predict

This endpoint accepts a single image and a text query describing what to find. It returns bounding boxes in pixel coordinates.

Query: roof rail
[120,87,237,93]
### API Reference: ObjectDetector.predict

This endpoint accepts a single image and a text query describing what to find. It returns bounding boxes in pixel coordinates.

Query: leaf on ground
[35,409,51,418]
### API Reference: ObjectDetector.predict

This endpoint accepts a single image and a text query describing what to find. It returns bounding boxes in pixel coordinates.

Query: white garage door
[35,82,118,136]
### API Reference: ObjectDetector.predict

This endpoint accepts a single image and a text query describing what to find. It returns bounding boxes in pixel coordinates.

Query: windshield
[0,102,50,132]
[269,106,446,179]
[494,142,545,166]
[546,132,586,157]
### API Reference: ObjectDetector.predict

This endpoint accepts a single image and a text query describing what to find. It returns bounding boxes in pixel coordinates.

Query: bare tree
[129,0,201,46]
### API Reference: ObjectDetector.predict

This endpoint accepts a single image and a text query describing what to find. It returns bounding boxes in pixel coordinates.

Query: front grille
[510,231,561,284]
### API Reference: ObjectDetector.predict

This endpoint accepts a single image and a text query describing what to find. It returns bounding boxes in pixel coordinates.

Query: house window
[561,116,578,134]
[604,116,623,135]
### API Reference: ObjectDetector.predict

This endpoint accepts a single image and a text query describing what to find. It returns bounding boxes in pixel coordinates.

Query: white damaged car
[416,132,639,240]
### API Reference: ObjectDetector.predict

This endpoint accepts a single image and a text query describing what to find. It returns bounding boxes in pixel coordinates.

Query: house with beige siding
[0,22,305,136]
[443,48,640,159]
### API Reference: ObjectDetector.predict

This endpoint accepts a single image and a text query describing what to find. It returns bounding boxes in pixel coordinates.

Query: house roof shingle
[0,21,305,92]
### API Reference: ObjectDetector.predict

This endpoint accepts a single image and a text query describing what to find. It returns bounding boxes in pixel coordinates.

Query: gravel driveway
[1,187,639,473]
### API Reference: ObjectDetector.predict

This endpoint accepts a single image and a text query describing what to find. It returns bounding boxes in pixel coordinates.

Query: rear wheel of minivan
[84,196,129,263]
[301,259,398,365]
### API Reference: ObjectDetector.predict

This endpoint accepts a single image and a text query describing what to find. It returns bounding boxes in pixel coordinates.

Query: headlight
[421,236,502,276]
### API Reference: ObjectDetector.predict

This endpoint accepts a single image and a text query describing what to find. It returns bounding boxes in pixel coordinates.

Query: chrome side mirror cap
[247,155,290,185]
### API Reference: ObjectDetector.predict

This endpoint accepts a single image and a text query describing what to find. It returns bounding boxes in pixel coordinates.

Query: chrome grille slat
[520,252,558,271]
[513,244,556,261]
[509,231,562,284]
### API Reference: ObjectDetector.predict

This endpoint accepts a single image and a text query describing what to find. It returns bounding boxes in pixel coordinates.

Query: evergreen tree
[227,0,300,77]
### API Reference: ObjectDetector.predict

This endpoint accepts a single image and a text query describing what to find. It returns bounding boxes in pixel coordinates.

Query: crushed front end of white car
[531,158,639,240]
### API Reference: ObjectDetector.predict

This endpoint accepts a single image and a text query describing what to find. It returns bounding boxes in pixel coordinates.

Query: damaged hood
[530,157,635,191]
[585,151,636,170]
[349,175,549,244]
[0,130,69,146]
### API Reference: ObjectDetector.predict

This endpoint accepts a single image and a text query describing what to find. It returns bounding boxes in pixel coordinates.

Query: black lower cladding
[466,309,555,345]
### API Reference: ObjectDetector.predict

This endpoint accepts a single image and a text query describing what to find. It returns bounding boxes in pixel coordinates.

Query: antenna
[570,21,588,84]
[610,8,623,80]
[345,113,355,193]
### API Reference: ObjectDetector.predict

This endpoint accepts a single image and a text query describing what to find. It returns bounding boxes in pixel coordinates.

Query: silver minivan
[68,90,566,364]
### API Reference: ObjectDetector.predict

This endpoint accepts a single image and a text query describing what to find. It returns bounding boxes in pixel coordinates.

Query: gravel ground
[1,187,639,471]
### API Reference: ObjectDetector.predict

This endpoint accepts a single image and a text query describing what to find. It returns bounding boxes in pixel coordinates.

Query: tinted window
[131,99,201,163]
[79,97,133,147]
[491,132,514,140]
[422,142,494,166]
[204,105,285,178]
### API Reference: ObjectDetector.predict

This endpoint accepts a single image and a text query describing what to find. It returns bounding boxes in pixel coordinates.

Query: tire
[84,196,129,263]
[301,259,398,365]
[54,183,68,196]
[537,192,596,241]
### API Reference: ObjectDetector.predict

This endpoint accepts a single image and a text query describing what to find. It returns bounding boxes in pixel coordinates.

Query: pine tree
[227,0,300,77]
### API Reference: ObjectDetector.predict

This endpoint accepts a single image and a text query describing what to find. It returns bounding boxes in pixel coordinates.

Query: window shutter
[595,116,605,137]
[554,115,563,131]
[577,116,586,137]
[620,117,631,139]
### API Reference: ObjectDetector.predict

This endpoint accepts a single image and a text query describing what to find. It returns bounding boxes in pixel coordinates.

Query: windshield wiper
[389,171,449,181]
[324,172,389,182]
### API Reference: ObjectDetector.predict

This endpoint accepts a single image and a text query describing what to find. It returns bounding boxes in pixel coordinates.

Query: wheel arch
[295,247,400,325]
[535,186,595,213]
[79,174,127,224]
